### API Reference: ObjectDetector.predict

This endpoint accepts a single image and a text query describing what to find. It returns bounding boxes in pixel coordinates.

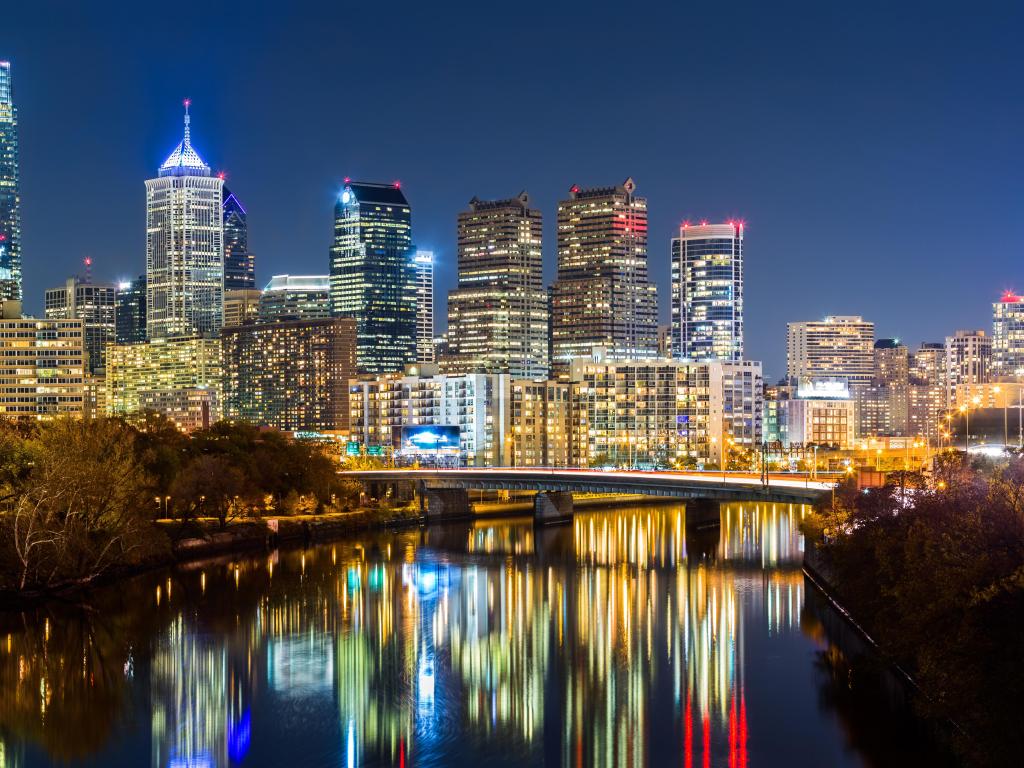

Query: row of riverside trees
[804,452,1024,767]
[0,415,359,593]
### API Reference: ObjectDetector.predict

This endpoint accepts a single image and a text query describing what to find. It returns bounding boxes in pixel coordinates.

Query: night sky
[3,1,1022,378]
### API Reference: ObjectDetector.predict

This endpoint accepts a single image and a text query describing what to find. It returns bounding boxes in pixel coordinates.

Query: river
[0,502,951,767]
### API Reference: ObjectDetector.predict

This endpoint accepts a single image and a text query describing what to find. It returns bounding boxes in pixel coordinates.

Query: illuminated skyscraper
[115,275,146,344]
[992,291,1024,380]
[223,187,255,289]
[329,181,416,373]
[414,250,435,363]
[671,221,744,361]
[0,61,21,301]
[786,316,875,391]
[44,268,116,375]
[945,329,991,404]
[446,194,548,378]
[550,179,657,364]
[145,101,224,339]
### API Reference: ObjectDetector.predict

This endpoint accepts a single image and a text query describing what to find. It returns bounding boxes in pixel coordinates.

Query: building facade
[329,181,416,373]
[671,221,744,361]
[146,103,224,339]
[414,250,435,363]
[567,352,762,468]
[909,342,946,441]
[259,274,330,322]
[349,365,510,466]
[786,316,875,391]
[992,291,1024,381]
[0,61,21,302]
[105,336,222,431]
[945,329,991,406]
[550,179,658,365]
[446,194,549,378]
[44,275,116,375]
[0,317,84,419]
[509,380,570,467]
[222,187,254,290]
[222,317,357,432]
[223,288,261,328]
[115,275,147,344]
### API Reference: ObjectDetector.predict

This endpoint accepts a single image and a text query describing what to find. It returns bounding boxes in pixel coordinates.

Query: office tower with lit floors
[447,194,549,378]
[0,61,21,301]
[992,291,1024,380]
[145,102,224,339]
[115,275,147,344]
[44,266,116,376]
[786,316,875,390]
[549,179,658,366]
[329,181,416,373]
[671,221,745,361]
[222,187,255,289]
[259,274,330,322]
[414,250,435,363]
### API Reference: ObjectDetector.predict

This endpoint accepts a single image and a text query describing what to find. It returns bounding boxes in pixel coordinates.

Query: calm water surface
[0,503,944,767]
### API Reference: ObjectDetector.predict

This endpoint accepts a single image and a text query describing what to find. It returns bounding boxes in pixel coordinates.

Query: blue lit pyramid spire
[158,99,211,177]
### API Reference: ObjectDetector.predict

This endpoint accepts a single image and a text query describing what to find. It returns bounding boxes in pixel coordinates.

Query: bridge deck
[343,468,832,504]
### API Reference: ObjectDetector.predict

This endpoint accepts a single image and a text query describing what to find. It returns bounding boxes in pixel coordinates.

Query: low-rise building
[0,314,85,419]
[105,336,221,431]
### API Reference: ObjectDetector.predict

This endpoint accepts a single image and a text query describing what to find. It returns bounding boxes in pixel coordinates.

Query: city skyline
[2,3,1023,377]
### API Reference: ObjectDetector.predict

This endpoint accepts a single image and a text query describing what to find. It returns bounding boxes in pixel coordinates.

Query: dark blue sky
[3,1,1022,378]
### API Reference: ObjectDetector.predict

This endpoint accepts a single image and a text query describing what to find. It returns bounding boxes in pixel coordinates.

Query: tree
[170,454,249,530]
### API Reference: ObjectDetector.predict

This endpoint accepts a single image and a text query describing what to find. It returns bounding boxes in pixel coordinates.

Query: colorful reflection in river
[0,502,817,768]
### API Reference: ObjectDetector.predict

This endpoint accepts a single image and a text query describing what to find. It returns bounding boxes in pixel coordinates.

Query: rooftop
[158,100,211,177]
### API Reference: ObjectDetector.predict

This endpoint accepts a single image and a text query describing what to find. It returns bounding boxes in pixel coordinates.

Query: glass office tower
[0,61,21,301]
[223,187,255,290]
[329,181,416,373]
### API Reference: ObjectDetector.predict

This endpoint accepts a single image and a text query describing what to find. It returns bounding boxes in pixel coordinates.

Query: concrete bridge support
[424,487,473,522]
[686,498,721,528]
[534,491,574,525]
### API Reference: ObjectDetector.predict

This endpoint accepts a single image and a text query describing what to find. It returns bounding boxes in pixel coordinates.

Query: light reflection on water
[0,502,903,767]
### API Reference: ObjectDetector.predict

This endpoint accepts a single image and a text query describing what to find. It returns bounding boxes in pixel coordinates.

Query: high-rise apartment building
[221,317,357,432]
[329,181,416,373]
[222,187,254,290]
[909,342,947,440]
[258,275,330,322]
[550,179,658,364]
[992,291,1024,380]
[146,102,224,339]
[414,250,435,363]
[0,61,21,301]
[115,275,147,344]
[945,330,991,405]
[671,221,744,361]
[859,339,910,436]
[446,194,548,378]
[44,272,116,375]
[786,316,875,390]
[0,316,84,419]
[105,336,222,431]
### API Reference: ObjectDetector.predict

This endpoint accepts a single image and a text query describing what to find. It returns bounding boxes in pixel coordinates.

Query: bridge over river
[342,468,834,525]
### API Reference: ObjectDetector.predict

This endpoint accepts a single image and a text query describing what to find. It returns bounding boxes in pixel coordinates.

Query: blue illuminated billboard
[396,424,460,453]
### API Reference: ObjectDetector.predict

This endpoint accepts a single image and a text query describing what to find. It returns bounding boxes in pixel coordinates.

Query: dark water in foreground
[0,503,949,767]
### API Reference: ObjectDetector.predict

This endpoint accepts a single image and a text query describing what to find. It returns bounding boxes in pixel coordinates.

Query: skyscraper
[446,194,549,379]
[329,181,416,373]
[671,221,744,361]
[0,61,21,301]
[44,268,116,375]
[414,250,435,363]
[786,316,875,391]
[115,275,147,344]
[992,291,1024,380]
[222,187,254,290]
[145,101,224,340]
[550,179,658,364]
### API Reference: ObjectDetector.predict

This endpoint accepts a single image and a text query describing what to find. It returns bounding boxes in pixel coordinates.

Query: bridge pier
[686,498,721,528]
[423,487,473,522]
[533,491,574,526]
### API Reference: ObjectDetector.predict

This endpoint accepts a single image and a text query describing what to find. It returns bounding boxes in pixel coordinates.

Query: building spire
[183,98,191,146]
[158,98,210,177]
